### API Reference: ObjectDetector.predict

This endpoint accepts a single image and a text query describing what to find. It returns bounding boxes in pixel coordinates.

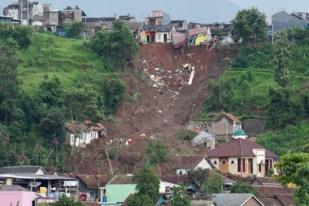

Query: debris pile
[141,62,196,92]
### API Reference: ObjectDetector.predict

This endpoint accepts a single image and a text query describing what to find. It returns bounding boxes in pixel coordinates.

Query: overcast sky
[1,0,309,23]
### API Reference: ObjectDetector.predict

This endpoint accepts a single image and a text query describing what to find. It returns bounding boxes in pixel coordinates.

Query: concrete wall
[195,159,213,170]
[105,184,137,203]
[0,191,37,206]
[155,32,172,43]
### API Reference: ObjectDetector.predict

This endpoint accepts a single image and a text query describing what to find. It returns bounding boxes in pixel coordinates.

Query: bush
[145,140,168,166]
[175,129,198,141]
[65,22,85,38]
[0,26,32,49]
[54,196,84,206]
[202,172,224,194]
[230,182,258,196]
[88,20,138,68]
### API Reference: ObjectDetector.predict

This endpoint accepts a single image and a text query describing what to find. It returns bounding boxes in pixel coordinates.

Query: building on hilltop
[145,10,171,26]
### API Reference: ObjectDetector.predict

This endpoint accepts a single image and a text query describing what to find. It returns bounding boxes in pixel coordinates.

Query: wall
[207,117,233,138]
[228,158,238,174]
[210,158,220,170]
[0,191,37,206]
[195,159,213,170]
[243,197,263,206]
[155,32,172,43]
[272,11,307,33]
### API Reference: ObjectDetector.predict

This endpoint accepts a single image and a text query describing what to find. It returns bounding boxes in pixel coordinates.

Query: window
[222,160,226,164]
[231,160,235,164]
[237,158,241,172]
[242,159,246,172]
[259,164,262,172]
[213,161,217,165]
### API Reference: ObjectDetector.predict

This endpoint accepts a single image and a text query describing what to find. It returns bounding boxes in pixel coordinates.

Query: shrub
[175,129,198,141]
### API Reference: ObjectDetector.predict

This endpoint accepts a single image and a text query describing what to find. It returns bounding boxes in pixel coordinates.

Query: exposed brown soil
[69,44,234,174]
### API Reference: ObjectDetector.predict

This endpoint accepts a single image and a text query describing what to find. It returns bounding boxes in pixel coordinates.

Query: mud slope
[70,44,233,174]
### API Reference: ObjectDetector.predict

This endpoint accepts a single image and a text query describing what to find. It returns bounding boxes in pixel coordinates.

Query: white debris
[188,67,195,85]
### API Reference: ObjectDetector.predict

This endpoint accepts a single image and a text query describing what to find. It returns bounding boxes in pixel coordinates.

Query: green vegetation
[88,20,138,68]
[202,171,224,194]
[170,187,191,206]
[203,18,309,153]
[230,182,258,196]
[145,140,168,166]
[65,22,85,38]
[175,129,198,141]
[128,166,160,206]
[276,153,309,205]
[232,7,267,44]
[0,26,128,169]
[54,196,84,206]
[188,168,210,190]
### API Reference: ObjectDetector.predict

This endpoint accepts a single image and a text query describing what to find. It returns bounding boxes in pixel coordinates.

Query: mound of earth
[69,44,234,174]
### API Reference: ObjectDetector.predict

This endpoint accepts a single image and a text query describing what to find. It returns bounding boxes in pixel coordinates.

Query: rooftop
[0,166,44,175]
[213,193,263,206]
[108,175,136,185]
[206,138,277,159]
[0,185,29,192]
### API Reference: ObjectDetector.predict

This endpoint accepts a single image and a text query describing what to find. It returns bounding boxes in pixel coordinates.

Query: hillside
[17,33,111,95]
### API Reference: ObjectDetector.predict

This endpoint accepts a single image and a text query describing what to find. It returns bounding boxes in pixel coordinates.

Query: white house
[174,156,213,176]
[65,121,106,148]
[155,24,176,43]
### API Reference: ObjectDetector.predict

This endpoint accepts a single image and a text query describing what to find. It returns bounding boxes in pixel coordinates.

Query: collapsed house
[64,120,106,148]
[191,130,216,149]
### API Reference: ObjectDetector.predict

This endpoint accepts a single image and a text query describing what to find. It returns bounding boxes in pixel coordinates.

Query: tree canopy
[232,7,267,44]
[88,20,138,68]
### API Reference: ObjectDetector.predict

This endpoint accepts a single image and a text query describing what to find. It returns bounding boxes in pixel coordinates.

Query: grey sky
[1,0,309,23]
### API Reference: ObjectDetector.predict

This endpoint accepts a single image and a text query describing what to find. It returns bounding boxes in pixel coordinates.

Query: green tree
[101,78,125,114]
[134,165,160,202]
[54,195,84,206]
[170,187,191,206]
[0,125,15,166]
[188,168,210,189]
[0,39,21,125]
[276,153,309,206]
[65,22,85,38]
[202,172,224,194]
[230,182,258,196]
[89,20,138,68]
[266,88,302,129]
[64,84,103,121]
[39,108,65,141]
[145,140,168,166]
[127,194,153,206]
[232,7,267,44]
[38,78,63,107]
[274,31,292,87]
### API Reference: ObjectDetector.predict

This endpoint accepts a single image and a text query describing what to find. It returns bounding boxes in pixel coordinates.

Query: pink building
[0,185,37,206]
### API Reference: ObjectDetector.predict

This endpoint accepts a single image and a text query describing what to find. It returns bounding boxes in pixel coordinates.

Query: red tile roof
[77,174,111,189]
[206,138,277,159]
[255,186,295,206]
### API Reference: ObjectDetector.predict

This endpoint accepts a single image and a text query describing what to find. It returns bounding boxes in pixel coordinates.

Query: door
[164,34,168,42]
[219,158,229,173]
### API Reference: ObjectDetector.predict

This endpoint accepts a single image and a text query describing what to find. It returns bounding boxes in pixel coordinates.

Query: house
[0,166,77,200]
[188,27,212,46]
[192,130,216,149]
[3,3,19,20]
[272,11,309,34]
[255,186,295,206]
[243,118,266,139]
[155,24,176,43]
[170,20,189,32]
[102,174,137,205]
[75,174,110,202]
[59,6,86,25]
[206,136,278,177]
[0,185,37,206]
[213,193,265,206]
[206,113,242,142]
[65,121,106,148]
[145,10,171,26]
[160,156,213,176]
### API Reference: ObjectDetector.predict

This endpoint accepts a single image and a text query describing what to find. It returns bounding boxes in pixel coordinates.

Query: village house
[191,130,216,149]
[145,10,171,26]
[206,113,242,142]
[170,20,189,32]
[206,133,278,177]
[0,166,77,202]
[0,185,38,206]
[272,11,309,34]
[213,193,265,206]
[64,120,106,148]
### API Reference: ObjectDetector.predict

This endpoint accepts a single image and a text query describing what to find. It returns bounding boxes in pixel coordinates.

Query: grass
[17,33,112,95]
